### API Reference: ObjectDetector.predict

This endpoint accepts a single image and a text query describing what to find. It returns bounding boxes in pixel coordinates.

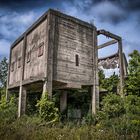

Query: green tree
[0,57,8,88]
[100,94,125,119]
[125,50,140,95]
[103,73,119,93]
[99,69,119,94]
[0,95,17,124]
[36,93,59,122]
[98,69,105,89]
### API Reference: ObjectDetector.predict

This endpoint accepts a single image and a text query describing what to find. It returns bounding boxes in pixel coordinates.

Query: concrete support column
[18,86,27,117]
[42,80,52,98]
[91,29,99,115]
[118,39,124,97]
[91,84,99,115]
[6,89,10,102]
[60,90,67,113]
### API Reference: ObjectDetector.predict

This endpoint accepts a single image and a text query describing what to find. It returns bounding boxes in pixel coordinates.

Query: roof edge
[11,8,96,49]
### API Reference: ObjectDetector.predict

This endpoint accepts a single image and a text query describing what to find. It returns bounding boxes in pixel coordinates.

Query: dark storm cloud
[0,0,60,12]
[0,0,140,58]
[70,0,140,11]
[66,0,140,24]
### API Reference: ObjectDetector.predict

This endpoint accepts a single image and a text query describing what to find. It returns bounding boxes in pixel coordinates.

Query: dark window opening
[38,42,44,57]
[18,57,21,68]
[27,51,31,63]
[75,54,79,66]
[11,62,14,72]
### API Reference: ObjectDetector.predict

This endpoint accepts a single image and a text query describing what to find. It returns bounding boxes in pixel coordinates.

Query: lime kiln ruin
[7,9,126,117]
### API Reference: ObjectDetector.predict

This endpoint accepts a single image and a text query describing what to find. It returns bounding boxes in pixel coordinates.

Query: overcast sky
[0,0,140,60]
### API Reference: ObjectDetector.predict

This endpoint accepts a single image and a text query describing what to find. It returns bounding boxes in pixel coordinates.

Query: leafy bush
[98,94,140,138]
[125,50,140,96]
[101,94,125,119]
[36,93,59,122]
[125,95,140,117]
[82,113,97,125]
[0,95,17,124]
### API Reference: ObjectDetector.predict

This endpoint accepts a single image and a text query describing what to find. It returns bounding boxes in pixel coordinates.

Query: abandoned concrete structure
[6,9,126,117]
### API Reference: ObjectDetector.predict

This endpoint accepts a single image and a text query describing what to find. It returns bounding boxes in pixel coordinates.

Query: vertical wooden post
[60,90,67,113]
[118,39,124,97]
[18,35,27,117]
[92,29,99,115]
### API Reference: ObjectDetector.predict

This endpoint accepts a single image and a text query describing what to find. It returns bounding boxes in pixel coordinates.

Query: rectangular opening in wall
[27,51,31,63]
[11,62,14,72]
[38,42,44,57]
[18,57,21,68]
[75,54,79,66]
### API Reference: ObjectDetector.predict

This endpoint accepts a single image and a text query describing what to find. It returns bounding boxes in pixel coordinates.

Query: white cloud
[90,1,126,23]
[63,0,140,59]
[0,11,37,41]
[0,39,10,57]
[0,11,38,58]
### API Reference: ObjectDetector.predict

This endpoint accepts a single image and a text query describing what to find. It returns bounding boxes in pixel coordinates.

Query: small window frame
[18,57,21,68]
[38,42,44,57]
[27,51,31,63]
[11,62,14,72]
[75,54,79,66]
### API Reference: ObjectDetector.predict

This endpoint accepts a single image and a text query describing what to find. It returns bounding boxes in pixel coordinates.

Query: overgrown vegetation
[36,93,60,122]
[0,50,140,139]
[125,50,140,96]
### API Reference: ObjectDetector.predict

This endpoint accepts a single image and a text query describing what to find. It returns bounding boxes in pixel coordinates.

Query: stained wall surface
[23,19,47,82]
[54,16,94,85]
[9,40,23,86]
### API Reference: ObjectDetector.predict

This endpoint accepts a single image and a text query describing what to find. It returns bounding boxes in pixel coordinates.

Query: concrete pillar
[18,86,27,117]
[91,29,99,115]
[91,84,99,115]
[118,39,124,97]
[18,35,27,117]
[42,80,52,99]
[60,90,67,113]
[6,89,10,102]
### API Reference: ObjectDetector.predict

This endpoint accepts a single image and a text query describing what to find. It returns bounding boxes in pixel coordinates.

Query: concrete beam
[98,39,117,49]
[97,29,121,41]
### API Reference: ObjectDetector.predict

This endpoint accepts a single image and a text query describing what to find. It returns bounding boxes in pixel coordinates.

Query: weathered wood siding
[54,17,94,85]
[23,19,47,81]
[9,40,23,86]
